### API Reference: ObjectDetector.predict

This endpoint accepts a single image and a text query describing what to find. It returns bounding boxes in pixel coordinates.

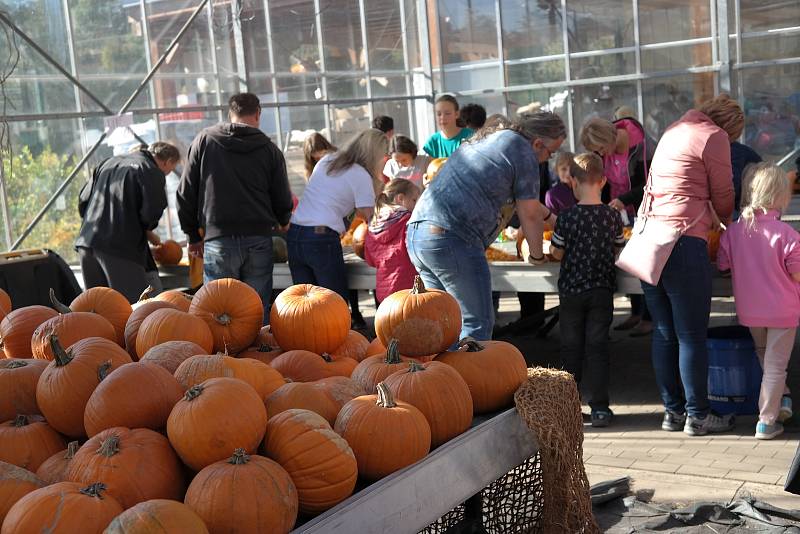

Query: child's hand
[608,198,625,212]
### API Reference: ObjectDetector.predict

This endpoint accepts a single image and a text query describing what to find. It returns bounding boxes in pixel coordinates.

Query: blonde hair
[613,105,637,121]
[555,151,575,170]
[328,128,389,194]
[698,94,744,141]
[740,163,790,230]
[303,132,336,178]
[580,118,617,151]
[374,179,420,220]
[572,152,604,184]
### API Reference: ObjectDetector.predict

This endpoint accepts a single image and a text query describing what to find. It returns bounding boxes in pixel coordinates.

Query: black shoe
[351,313,367,331]
[591,409,613,428]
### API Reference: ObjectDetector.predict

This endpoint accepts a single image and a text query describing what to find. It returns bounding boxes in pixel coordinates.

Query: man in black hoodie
[177,93,293,318]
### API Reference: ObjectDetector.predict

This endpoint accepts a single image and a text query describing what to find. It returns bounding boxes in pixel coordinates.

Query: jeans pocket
[416,246,458,275]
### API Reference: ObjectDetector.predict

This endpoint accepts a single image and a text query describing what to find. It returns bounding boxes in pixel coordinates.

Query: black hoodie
[177,123,293,243]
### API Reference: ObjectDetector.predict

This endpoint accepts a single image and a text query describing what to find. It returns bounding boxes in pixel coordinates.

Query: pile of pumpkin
[0,276,527,533]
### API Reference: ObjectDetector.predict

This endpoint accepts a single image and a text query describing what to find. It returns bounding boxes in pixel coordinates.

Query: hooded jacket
[177,123,294,243]
[364,207,417,303]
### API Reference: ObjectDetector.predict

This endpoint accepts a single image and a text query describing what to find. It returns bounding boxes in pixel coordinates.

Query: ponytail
[372,179,420,222]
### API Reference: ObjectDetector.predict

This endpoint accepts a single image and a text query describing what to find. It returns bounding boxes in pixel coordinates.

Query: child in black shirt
[550,153,625,427]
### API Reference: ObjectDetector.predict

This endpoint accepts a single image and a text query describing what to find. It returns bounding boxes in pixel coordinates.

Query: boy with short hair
[550,153,625,427]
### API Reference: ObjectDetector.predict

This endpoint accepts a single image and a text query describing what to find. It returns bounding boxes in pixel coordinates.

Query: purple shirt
[545,182,577,216]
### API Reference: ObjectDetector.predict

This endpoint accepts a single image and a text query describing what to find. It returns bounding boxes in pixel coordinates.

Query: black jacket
[75,150,167,265]
[176,123,293,243]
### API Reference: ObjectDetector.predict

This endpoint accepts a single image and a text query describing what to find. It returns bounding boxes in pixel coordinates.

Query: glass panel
[276,74,323,102]
[269,0,319,73]
[642,73,715,140]
[638,0,711,44]
[566,0,634,53]
[7,0,72,64]
[329,104,370,145]
[506,60,565,86]
[500,0,563,59]
[366,0,405,71]
[572,81,637,149]
[459,93,505,121]
[740,0,800,33]
[326,75,368,100]
[239,1,271,76]
[438,0,499,64]
[371,76,410,98]
[506,87,569,117]
[741,34,800,63]
[320,0,365,72]
[570,52,635,80]
[280,107,328,193]
[404,0,422,70]
[373,100,412,139]
[209,4,239,99]
[642,43,713,73]
[442,62,502,92]
[741,66,800,160]
[6,41,80,116]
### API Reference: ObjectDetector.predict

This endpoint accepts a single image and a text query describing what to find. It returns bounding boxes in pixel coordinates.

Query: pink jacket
[718,211,800,328]
[365,208,417,303]
[647,110,734,240]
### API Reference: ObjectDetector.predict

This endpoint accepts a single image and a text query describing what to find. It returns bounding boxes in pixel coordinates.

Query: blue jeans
[406,222,494,341]
[642,236,712,418]
[286,224,348,300]
[204,235,273,321]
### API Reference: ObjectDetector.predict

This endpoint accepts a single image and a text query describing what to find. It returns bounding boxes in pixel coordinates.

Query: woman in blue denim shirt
[407,111,566,341]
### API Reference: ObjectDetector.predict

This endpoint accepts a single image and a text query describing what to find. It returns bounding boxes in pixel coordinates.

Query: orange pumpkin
[0,359,48,422]
[1,481,123,533]
[184,449,298,534]
[374,276,461,356]
[255,324,278,347]
[66,427,185,509]
[35,441,79,485]
[0,289,10,320]
[238,344,283,365]
[0,461,45,525]
[151,240,183,265]
[335,383,431,480]
[36,335,132,437]
[383,361,473,447]
[314,376,368,411]
[350,339,410,394]
[270,284,350,354]
[0,305,58,358]
[708,229,721,262]
[263,409,357,514]
[83,362,184,437]
[68,287,132,346]
[265,382,340,425]
[153,290,193,312]
[174,354,285,401]
[271,350,357,382]
[436,339,528,414]
[139,340,206,374]
[189,278,263,353]
[352,222,368,259]
[0,415,66,471]
[135,308,213,358]
[105,499,209,534]
[331,330,370,361]
[365,337,386,358]
[123,300,177,360]
[31,311,117,361]
[167,377,268,471]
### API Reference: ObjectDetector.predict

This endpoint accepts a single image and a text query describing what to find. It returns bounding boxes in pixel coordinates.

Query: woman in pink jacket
[642,95,743,437]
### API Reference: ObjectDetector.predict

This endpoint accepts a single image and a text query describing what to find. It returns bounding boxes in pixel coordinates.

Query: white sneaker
[755,421,784,440]
[684,412,735,436]
[779,396,793,423]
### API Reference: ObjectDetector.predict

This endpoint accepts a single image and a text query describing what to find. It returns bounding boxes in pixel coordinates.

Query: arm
[548,214,565,260]
[139,168,168,231]
[176,135,204,244]
[269,147,294,229]
[517,199,546,260]
[613,210,625,259]
[717,232,731,274]
[703,131,735,223]
[549,243,564,261]
[356,207,374,222]
[617,185,644,209]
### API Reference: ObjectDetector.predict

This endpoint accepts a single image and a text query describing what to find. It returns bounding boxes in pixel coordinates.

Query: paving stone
[585,456,635,469]
[694,451,745,463]
[676,465,731,478]
[724,471,781,485]
[618,451,668,462]
[711,460,762,473]
[630,460,679,474]
[661,454,715,467]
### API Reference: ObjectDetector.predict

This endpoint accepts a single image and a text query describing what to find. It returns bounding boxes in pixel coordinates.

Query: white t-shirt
[292,155,376,233]
[383,155,431,188]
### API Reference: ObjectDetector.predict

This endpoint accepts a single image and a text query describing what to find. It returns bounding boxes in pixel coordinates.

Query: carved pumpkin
[184,449,298,534]
[105,499,209,534]
[0,306,58,358]
[31,311,117,361]
[123,301,177,359]
[189,278,263,353]
[350,339,410,394]
[335,383,431,480]
[0,415,66,471]
[271,350,357,382]
[68,287,132,346]
[331,330,370,361]
[263,409,357,514]
[66,427,184,509]
[167,377,268,471]
[436,339,528,414]
[237,344,283,365]
[151,239,183,265]
[0,359,48,422]
[139,340,206,374]
[269,284,350,354]
[374,276,461,356]
[0,461,45,525]
[153,290,193,312]
[1,481,123,534]
[36,335,132,437]
[174,354,285,401]
[83,362,183,437]
[35,441,79,485]
[383,361,473,447]
[135,308,213,358]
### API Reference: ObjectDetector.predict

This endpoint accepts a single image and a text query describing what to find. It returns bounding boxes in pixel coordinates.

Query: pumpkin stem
[12,414,28,427]
[375,382,396,408]
[137,286,155,302]
[97,435,120,457]
[185,384,204,401]
[79,482,108,499]
[50,334,74,367]
[49,288,72,314]
[410,275,427,295]
[97,361,112,382]
[257,344,277,352]
[215,313,232,326]
[321,353,333,363]
[65,441,80,459]
[408,361,426,373]
[229,448,250,465]
[6,360,27,369]
[458,337,484,352]
[385,339,402,364]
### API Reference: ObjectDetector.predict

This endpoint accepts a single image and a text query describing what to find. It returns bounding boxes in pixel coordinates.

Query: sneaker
[684,412,735,436]
[779,396,793,423]
[662,410,687,431]
[629,320,653,338]
[756,421,784,440]
[613,315,641,331]
[591,409,613,428]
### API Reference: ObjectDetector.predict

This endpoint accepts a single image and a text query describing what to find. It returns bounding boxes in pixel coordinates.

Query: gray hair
[514,111,567,142]
[149,141,180,163]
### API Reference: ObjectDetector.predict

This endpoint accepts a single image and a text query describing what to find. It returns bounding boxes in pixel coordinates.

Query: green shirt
[422,128,474,158]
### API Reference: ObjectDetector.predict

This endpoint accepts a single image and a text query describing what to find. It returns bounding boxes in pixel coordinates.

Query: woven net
[514,367,599,533]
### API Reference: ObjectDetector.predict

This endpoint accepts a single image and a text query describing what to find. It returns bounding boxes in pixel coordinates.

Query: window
[438,0,499,64]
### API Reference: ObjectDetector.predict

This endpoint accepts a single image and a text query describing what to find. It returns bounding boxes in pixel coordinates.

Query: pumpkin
[269,284,350,354]
[123,301,177,359]
[31,309,117,361]
[105,499,209,534]
[0,289,10,319]
[36,335,132,437]
[167,377,268,471]
[66,427,185,509]
[35,441,79,485]
[135,308,213,358]
[263,409,357,514]
[266,382,339,424]
[435,339,528,414]
[83,362,183,437]
[350,339,410,393]
[255,325,278,348]
[708,229,721,262]
[365,337,386,358]
[68,287,132,346]
[314,376,368,410]
[0,461,45,525]
[184,449,298,534]
[0,305,58,358]
[175,354,285,401]
[335,383,431,480]
[331,330,369,361]
[0,359,48,422]
[1,481,123,534]
[352,221,368,259]
[189,278,263,353]
[151,240,183,265]
[0,415,66,471]
[374,276,461,356]
[139,340,205,373]
[154,290,193,312]
[238,344,283,365]
[271,350,357,382]
[383,361,473,447]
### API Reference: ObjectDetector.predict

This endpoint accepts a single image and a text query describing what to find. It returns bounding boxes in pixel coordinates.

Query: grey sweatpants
[78,247,162,303]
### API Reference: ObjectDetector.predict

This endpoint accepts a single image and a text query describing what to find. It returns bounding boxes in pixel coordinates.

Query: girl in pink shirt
[718,164,800,439]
